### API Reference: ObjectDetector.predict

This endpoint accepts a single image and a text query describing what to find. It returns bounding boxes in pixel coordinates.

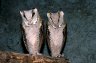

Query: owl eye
[23,12,28,20]
[32,12,35,17]
[23,14,26,18]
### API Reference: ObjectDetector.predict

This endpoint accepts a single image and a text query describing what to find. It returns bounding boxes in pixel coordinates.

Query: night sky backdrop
[0,0,96,63]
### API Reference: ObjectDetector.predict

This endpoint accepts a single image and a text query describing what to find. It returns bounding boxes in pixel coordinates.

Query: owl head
[47,11,64,28]
[20,8,40,27]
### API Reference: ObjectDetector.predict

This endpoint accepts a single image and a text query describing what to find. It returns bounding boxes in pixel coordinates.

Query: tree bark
[0,51,69,63]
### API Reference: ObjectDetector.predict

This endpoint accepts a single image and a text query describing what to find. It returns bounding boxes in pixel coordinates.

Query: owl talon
[29,53,42,56]
[36,53,42,55]
[56,54,64,58]
[28,54,33,56]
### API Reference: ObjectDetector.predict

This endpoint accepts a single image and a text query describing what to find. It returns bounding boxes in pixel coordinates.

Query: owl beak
[32,20,37,24]
[59,25,62,27]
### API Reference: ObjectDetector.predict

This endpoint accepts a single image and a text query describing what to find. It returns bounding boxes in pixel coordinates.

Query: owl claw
[29,52,42,56]
[29,54,33,56]
[56,54,64,58]
[36,53,42,55]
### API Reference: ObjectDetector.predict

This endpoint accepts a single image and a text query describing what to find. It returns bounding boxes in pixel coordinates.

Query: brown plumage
[47,11,66,57]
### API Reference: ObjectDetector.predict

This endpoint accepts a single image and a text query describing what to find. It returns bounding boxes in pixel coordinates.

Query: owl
[20,8,43,55]
[47,11,66,57]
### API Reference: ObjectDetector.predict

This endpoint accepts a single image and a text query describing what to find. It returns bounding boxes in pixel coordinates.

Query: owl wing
[21,25,29,52]
[39,21,44,52]
[60,24,67,53]
[46,21,52,53]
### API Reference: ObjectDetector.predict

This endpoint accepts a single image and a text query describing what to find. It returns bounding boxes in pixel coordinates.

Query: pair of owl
[20,8,66,57]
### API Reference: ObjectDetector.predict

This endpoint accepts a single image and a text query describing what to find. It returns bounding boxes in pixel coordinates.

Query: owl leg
[51,44,64,57]
[30,45,42,56]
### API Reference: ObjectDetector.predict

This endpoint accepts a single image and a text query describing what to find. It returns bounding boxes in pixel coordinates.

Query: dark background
[0,0,96,63]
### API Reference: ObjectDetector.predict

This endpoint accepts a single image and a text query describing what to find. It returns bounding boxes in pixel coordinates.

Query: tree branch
[0,51,69,63]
